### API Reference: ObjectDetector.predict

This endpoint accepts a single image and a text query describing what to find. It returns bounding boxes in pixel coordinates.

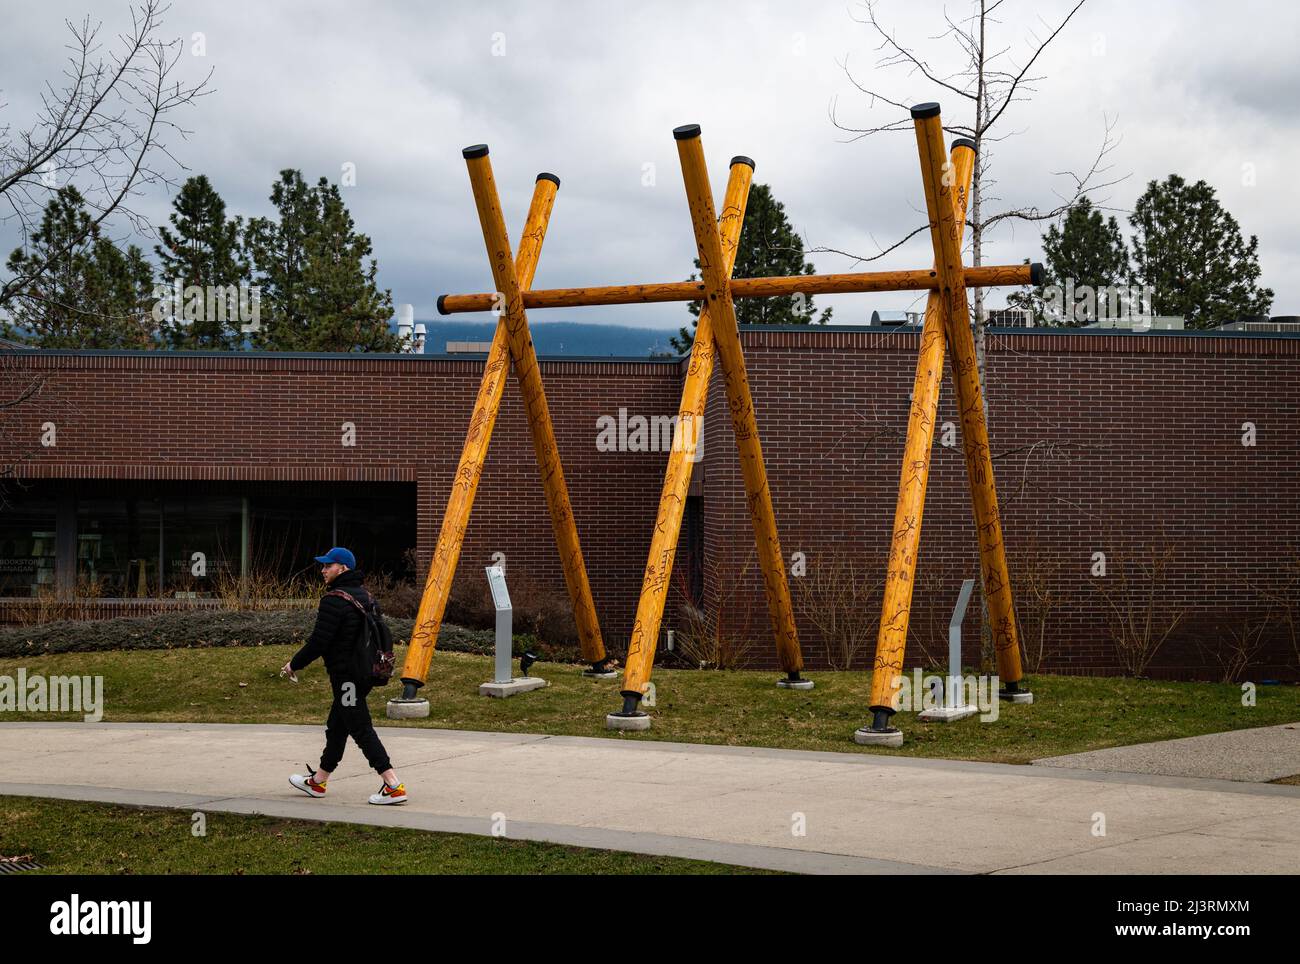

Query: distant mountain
[405,319,681,358]
[0,316,681,357]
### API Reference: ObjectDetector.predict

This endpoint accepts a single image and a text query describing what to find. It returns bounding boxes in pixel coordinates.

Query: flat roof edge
[0,347,685,363]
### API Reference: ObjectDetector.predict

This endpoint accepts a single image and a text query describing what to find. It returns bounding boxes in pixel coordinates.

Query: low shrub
[0,608,553,661]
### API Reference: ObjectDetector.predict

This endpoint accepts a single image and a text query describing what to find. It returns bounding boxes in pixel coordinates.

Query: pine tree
[298,182,397,351]
[1130,174,1272,329]
[671,183,830,353]
[87,239,157,347]
[3,187,92,346]
[1008,197,1131,325]
[244,171,398,351]
[4,185,156,347]
[155,175,246,349]
[244,170,315,349]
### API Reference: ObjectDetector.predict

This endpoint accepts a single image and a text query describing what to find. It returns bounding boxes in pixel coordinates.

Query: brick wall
[702,328,1300,680]
[3,331,1298,681]
[0,350,684,652]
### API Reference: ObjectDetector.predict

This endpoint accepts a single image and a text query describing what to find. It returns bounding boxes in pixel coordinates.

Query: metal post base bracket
[855,706,903,746]
[386,698,431,720]
[479,677,549,698]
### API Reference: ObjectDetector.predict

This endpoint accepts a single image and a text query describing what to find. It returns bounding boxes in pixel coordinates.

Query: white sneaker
[289,766,327,798]
[368,781,408,805]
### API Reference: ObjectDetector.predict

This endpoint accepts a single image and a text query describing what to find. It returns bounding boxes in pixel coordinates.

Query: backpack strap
[326,589,369,614]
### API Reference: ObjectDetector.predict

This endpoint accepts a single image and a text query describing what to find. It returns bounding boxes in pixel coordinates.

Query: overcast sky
[3,0,1298,330]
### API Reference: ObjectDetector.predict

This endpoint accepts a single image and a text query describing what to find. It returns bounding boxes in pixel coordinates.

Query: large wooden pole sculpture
[614,155,764,721]
[858,104,1030,744]
[394,159,608,713]
[461,146,607,666]
[863,138,975,731]
[680,127,802,669]
[424,115,1038,739]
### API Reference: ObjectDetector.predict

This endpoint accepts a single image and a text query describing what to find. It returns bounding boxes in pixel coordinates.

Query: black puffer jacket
[290,569,376,680]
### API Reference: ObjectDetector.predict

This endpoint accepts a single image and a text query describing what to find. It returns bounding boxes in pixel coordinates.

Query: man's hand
[280,662,298,683]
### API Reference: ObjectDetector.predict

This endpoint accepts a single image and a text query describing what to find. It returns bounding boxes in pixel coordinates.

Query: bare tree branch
[982,0,1087,132]
[0,1,212,312]
[807,222,930,267]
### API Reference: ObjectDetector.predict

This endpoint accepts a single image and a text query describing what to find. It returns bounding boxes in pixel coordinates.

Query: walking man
[284,547,407,805]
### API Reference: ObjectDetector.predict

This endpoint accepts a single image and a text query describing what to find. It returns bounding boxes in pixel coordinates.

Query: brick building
[1,325,1297,681]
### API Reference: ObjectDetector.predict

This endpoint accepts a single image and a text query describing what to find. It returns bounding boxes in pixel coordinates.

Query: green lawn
[2,646,1297,763]
[0,795,769,874]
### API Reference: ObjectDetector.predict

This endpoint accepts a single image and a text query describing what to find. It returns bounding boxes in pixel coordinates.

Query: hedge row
[0,609,580,661]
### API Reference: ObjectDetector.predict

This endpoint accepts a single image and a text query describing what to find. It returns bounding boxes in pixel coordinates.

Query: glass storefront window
[162,495,242,597]
[249,492,332,585]
[76,497,161,597]
[0,481,416,599]
[0,487,58,597]
[336,486,416,580]
[251,484,416,582]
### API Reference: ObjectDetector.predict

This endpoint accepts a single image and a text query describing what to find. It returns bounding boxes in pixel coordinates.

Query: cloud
[1,0,1295,330]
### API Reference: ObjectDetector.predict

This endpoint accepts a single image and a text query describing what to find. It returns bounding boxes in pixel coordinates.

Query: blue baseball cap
[314,547,356,569]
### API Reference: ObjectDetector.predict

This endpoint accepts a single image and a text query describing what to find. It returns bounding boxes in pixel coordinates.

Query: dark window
[76,495,162,597]
[249,492,333,585]
[335,487,417,580]
[162,494,240,597]
[0,484,58,597]
[681,495,703,605]
[0,480,417,598]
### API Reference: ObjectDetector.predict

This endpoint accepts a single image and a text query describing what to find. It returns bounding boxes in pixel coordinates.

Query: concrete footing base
[582,669,619,679]
[386,699,430,720]
[1000,690,1035,704]
[479,677,548,698]
[776,678,815,690]
[918,704,981,722]
[854,727,904,747]
[606,712,652,732]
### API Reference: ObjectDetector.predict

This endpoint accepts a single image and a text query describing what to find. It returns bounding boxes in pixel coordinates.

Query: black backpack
[328,589,396,687]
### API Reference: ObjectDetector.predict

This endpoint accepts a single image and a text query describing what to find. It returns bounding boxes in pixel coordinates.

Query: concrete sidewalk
[1033,722,1300,783]
[3,721,1299,874]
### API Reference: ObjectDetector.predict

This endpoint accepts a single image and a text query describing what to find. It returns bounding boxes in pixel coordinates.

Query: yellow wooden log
[868,140,976,714]
[459,146,607,668]
[912,105,1024,690]
[437,262,1036,314]
[619,155,755,701]
[672,125,802,682]
[401,173,590,691]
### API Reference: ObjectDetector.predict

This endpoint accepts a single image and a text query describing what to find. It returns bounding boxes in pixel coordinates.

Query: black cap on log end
[951,137,977,154]
[673,123,702,140]
[436,294,449,315]
[730,155,756,171]
[462,144,489,159]
[536,172,560,187]
[1030,262,1045,286]
[910,102,941,119]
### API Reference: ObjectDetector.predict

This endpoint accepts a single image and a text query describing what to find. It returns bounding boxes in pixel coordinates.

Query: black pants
[320,675,392,775]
